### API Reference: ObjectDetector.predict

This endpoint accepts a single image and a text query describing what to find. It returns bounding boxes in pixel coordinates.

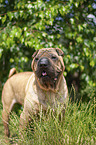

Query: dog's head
[32,48,65,91]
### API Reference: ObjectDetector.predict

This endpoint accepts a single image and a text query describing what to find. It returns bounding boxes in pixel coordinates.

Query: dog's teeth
[42,72,47,76]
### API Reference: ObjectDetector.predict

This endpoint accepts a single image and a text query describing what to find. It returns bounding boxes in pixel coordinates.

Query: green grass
[0,93,96,144]
[0,100,96,144]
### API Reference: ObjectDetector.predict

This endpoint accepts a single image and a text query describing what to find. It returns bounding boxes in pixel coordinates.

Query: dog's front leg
[20,110,29,130]
[19,108,30,142]
[19,95,34,133]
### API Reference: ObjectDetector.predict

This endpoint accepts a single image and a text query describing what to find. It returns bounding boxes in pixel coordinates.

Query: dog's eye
[51,55,57,60]
[35,57,39,61]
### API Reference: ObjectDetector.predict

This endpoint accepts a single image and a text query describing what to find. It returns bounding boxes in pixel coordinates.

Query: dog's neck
[35,73,64,93]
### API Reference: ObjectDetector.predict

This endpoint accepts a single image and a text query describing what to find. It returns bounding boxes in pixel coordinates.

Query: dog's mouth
[41,70,58,83]
[41,71,58,81]
[36,67,61,91]
[40,69,57,80]
[41,70,48,77]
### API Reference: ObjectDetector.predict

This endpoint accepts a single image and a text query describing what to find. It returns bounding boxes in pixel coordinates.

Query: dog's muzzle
[38,57,50,68]
[37,57,51,77]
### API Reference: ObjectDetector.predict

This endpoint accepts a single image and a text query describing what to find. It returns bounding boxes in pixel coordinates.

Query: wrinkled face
[32,48,65,91]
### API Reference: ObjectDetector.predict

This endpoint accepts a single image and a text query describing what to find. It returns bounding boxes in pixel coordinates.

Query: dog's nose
[38,57,49,67]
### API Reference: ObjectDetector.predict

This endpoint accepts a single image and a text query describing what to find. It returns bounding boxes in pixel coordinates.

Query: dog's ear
[32,50,39,58]
[55,48,64,57]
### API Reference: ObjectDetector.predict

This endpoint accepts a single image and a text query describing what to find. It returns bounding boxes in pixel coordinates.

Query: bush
[0,0,96,99]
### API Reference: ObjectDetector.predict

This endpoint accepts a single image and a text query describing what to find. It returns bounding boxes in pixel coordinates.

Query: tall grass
[0,89,96,145]
[2,98,94,145]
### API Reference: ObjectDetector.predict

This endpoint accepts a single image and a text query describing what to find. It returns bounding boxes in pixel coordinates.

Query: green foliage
[0,0,96,99]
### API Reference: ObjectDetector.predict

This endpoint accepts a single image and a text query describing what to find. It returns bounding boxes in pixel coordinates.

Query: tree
[0,0,96,99]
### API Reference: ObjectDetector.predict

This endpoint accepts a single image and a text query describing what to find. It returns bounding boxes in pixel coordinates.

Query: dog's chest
[38,90,57,108]
[26,73,66,111]
[29,83,59,110]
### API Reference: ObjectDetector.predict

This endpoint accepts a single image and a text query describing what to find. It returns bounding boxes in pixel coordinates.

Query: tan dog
[2,48,68,138]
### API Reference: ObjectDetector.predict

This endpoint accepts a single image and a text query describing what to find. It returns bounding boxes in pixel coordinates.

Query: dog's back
[2,70,32,105]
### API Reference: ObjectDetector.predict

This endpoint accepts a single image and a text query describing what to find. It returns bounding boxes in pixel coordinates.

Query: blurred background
[0,0,96,101]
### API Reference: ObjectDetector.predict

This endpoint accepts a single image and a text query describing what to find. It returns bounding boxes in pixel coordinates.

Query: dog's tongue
[42,71,47,76]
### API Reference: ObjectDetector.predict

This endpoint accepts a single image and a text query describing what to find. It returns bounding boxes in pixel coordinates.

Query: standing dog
[2,48,68,138]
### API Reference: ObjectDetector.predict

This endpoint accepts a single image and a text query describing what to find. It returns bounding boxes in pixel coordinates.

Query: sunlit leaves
[0,48,3,58]
[90,60,95,67]
[2,14,6,24]
[7,12,14,21]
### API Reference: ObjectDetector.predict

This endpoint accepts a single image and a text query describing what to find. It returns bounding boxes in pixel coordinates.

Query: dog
[2,48,68,138]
